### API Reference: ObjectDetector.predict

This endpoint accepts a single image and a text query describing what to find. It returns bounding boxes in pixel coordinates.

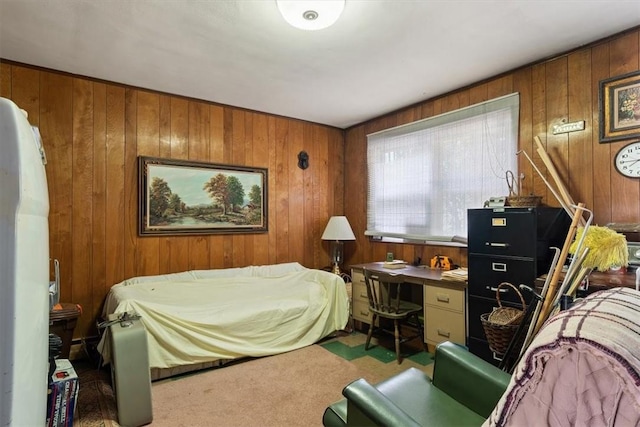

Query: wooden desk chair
[363,268,426,364]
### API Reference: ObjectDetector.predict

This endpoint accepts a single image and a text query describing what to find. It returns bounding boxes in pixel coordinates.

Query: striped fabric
[484,287,640,427]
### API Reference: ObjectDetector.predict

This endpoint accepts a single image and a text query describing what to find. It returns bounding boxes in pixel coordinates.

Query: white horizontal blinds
[366,93,519,241]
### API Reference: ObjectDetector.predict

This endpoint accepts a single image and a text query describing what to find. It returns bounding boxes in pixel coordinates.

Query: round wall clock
[614,141,640,178]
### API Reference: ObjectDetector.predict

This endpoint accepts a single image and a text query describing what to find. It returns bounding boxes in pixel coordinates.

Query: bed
[97,262,349,378]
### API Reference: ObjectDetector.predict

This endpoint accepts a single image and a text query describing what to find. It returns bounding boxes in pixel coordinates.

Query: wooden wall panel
[513,68,534,195]
[302,123,316,267]
[92,83,107,323]
[344,28,640,273]
[123,89,138,282]
[71,78,94,325]
[544,58,570,209]
[567,50,593,209]
[41,73,74,301]
[136,92,161,277]
[0,62,11,97]
[251,112,270,266]
[104,86,126,291]
[531,63,551,204]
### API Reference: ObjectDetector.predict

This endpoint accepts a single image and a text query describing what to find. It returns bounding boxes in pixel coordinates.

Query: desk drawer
[425,308,465,345]
[352,281,369,303]
[424,286,464,312]
[351,270,365,286]
[352,299,377,325]
[468,255,535,303]
[468,208,537,257]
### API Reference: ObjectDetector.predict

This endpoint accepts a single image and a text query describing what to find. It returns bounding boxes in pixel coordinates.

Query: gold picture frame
[599,70,640,143]
[138,156,268,236]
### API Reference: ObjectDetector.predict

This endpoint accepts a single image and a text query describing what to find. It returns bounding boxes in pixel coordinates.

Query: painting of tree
[149,177,171,224]
[203,173,230,214]
[139,156,267,235]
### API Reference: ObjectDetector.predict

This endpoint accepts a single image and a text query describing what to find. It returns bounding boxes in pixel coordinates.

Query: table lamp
[321,216,356,275]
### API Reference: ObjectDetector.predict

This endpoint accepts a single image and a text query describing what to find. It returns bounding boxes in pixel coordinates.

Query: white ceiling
[1,1,639,129]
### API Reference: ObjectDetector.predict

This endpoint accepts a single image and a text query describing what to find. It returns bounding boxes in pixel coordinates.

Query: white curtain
[366,93,519,242]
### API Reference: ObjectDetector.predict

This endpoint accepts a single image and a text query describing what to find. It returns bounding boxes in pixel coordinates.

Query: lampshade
[321,216,355,241]
[276,0,345,31]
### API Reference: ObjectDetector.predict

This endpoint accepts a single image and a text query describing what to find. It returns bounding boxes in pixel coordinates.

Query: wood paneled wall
[0,63,345,338]
[344,28,640,269]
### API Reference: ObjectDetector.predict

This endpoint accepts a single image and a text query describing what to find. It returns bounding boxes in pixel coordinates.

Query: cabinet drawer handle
[359,292,367,298]
[485,242,509,248]
[359,310,369,316]
[491,262,507,272]
[436,294,450,303]
[486,286,509,293]
[437,329,451,338]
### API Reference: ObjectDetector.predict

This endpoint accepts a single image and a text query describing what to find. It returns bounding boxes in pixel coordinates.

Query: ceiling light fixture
[276,0,345,31]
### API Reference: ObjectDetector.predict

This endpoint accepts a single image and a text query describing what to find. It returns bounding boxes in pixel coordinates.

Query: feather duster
[569,226,628,271]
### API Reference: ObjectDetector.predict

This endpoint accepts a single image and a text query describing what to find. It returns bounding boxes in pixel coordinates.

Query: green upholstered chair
[322,341,511,427]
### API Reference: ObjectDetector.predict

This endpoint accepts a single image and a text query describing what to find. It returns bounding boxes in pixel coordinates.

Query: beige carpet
[73,331,433,426]
[148,345,384,426]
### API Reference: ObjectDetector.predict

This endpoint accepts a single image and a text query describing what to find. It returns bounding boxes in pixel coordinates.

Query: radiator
[108,313,153,426]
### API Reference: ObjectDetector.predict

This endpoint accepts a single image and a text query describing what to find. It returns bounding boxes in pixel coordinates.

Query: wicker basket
[480,282,526,355]
[507,195,542,207]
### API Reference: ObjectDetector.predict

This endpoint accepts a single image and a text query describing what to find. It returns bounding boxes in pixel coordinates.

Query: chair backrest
[363,268,406,315]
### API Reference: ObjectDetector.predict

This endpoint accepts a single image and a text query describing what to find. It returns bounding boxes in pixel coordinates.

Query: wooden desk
[537,269,638,295]
[584,269,637,291]
[350,262,467,351]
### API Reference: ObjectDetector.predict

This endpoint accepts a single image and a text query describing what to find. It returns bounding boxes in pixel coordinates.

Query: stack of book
[382,260,408,269]
[441,267,468,281]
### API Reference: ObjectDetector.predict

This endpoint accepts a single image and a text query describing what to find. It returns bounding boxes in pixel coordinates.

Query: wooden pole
[532,202,585,335]
[518,247,560,359]
[534,136,586,226]
[517,148,574,219]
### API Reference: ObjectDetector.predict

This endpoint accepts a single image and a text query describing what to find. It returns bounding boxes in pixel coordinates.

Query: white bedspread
[98,263,349,369]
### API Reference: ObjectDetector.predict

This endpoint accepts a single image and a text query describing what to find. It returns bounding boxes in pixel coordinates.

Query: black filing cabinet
[467,207,570,365]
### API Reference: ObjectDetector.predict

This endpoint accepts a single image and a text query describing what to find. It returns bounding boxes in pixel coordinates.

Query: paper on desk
[441,267,468,281]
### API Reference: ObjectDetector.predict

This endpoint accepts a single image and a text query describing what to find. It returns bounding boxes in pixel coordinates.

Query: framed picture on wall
[599,70,640,143]
[138,156,268,236]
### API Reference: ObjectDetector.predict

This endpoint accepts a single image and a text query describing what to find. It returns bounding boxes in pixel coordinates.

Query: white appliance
[0,97,50,426]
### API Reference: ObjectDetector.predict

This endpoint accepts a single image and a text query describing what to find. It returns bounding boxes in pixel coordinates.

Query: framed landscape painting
[599,70,640,142]
[138,156,268,236]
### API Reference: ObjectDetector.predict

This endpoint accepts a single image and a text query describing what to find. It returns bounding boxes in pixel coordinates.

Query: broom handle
[534,136,586,227]
[518,246,560,359]
[517,148,573,218]
[533,202,585,335]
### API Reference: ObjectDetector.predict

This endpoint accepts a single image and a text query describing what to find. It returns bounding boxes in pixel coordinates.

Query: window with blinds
[365,93,519,244]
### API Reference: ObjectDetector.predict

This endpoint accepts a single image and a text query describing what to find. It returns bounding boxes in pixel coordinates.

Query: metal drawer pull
[359,292,367,298]
[437,329,450,338]
[486,286,509,293]
[486,242,509,247]
[436,294,450,303]
[359,310,369,316]
[492,262,507,272]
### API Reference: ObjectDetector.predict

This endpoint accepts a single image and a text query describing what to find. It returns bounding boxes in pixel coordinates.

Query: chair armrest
[432,341,511,418]
[342,378,421,427]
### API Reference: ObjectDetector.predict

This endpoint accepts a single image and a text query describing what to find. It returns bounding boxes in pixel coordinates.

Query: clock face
[614,142,640,178]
